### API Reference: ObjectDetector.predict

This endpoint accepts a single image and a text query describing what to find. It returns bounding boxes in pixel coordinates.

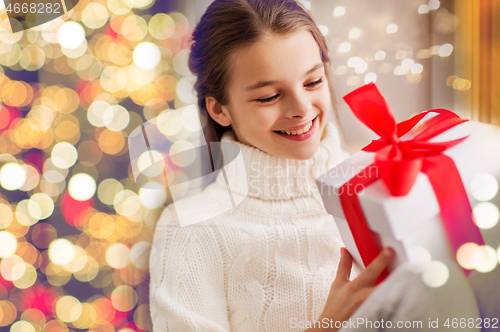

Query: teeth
[279,120,313,136]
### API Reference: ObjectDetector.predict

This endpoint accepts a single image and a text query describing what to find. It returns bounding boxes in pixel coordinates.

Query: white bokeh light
[418,4,430,14]
[49,239,76,265]
[411,63,424,74]
[0,231,18,258]
[133,42,161,70]
[170,140,196,167]
[181,104,203,132]
[386,23,398,34]
[401,59,415,70]
[428,0,441,10]
[457,242,483,270]
[438,44,454,57]
[138,150,165,177]
[375,51,386,61]
[51,142,78,169]
[130,241,152,269]
[139,182,167,209]
[29,193,54,220]
[106,243,130,269]
[337,42,351,53]
[349,28,361,39]
[103,105,130,131]
[57,22,85,49]
[333,6,345,17]
[422,261,449,288]
[172,49,191,76]
[474,245,497,273]
[364,72,377,84]
[87,100,110,127]
[318,25,329,36]
[0,163,27,191]
[473,202,499,229]
[68,173,96,201]
[176,76,197,104]
[470,173,498,201]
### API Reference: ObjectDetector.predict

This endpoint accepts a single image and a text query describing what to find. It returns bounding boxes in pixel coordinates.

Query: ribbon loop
[343,83,398,142]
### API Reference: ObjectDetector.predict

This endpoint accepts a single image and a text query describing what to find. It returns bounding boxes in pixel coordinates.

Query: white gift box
[316,112,500,277]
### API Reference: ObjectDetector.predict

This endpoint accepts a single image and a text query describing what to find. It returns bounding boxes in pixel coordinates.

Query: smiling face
[205,29,331,160]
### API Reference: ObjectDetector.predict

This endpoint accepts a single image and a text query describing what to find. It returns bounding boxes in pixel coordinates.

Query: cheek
[318,85,331,109]
[248,111,278,134]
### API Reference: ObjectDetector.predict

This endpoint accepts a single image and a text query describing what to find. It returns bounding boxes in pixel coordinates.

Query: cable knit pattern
[149,122,355,332]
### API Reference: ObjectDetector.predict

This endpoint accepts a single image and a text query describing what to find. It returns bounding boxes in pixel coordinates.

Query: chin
[284,147,317,160]
[292,152,315,160]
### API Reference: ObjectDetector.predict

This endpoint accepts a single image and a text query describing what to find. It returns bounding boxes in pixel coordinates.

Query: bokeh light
[57,22,86,49]
[56,296,82,322]
[421,260,449,288]
[333,6,345,17]
[470,173,499,201]
[139,182,167,209]
[349,28,361,39]
[473,202,500,229]
[474,245,498,273]
[133,42,161,70]
[68,173,96,201]
[0,231,18,257]
[438,43,454,57]
[386,23,398,34]
[48,239,75,266]
[337,42,351,53]
[0,163,27,191]
[457,242,483,270]
[51,142,78,169]
[106,243,130,269]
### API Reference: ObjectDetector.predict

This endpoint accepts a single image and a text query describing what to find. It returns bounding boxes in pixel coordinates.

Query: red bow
[340,83,485,284]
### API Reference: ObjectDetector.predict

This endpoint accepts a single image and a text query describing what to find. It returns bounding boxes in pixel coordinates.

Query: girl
[148,0,397,331]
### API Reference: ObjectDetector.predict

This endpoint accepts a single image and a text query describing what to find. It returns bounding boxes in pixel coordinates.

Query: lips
[273,115,318,135]
[272,115,318,141]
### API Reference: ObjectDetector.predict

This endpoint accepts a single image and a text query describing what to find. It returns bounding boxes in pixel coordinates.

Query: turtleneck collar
[215,121,345,201]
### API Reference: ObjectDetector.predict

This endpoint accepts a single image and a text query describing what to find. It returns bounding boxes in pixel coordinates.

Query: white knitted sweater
[149,121,354,332]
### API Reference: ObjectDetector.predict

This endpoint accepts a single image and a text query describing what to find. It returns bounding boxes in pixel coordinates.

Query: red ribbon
[340,83,485,284]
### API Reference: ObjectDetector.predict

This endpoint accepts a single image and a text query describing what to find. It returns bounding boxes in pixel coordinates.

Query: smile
[273,115,318,141]
[278,120,313,135]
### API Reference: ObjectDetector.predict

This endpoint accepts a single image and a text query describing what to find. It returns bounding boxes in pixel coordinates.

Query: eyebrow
[244,62,324,91]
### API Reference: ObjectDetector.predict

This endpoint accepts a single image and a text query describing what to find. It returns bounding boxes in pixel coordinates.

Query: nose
[284,89,313,119]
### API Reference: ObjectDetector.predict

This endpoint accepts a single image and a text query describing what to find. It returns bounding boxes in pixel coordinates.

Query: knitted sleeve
[149,206,231,332]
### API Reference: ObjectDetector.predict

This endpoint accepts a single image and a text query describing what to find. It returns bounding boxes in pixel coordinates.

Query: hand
[306,246,395,332]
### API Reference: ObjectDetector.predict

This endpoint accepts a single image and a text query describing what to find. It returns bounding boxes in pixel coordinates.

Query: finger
[354,247,394,287]
[334,247,353,284]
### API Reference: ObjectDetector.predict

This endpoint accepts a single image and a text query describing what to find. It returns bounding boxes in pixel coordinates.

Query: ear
[205,96,232,127]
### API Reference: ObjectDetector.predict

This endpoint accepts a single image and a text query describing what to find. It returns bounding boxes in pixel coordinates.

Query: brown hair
[188,0,339,145]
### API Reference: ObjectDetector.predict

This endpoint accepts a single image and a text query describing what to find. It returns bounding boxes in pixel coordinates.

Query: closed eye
[255,94,280,103]
[305,78,323,87]
[254,78,322,103]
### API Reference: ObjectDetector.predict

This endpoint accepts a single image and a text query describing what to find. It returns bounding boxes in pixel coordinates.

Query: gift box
[316,83,500,284]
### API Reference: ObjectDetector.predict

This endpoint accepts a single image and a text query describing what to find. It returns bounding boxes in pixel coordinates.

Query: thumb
[334,247,353,285]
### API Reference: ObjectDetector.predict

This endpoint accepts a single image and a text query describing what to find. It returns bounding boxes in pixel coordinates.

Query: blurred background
[0,0,498,331]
